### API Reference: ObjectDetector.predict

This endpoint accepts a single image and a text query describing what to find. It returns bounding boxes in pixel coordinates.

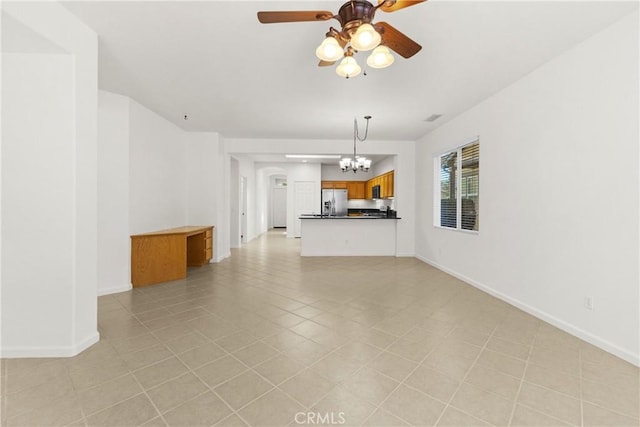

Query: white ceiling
[62,0,637,142]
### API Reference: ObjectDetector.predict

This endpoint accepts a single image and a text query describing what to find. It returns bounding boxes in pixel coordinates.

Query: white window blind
[435,139,479,231]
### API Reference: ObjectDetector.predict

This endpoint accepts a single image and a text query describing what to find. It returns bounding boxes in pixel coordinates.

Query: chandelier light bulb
[336,56,361,79]
[315,37,344,62]
[366,45,395,69]
[350,23,381,52]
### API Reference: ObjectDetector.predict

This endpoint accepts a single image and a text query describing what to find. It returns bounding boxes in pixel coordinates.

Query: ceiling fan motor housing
[339,0,376,36]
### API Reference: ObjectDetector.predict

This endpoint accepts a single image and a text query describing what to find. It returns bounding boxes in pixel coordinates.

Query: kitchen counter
[299,216,399,256]
[299,215,400,219]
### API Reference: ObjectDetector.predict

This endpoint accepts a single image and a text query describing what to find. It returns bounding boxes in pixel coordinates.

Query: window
[434,138,479,231]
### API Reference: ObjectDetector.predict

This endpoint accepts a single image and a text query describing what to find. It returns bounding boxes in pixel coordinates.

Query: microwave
[372,185,381,199]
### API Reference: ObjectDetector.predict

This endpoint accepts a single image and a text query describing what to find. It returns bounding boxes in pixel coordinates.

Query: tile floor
[2,230,638,426]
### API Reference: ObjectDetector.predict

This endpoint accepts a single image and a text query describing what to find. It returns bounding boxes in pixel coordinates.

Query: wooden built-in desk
[131,226,213,287]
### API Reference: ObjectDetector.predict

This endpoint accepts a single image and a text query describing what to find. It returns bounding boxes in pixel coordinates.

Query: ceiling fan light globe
[350,24,381,51]
[315,37,344,62]
[366,45,394,69]
[336,56,361,78]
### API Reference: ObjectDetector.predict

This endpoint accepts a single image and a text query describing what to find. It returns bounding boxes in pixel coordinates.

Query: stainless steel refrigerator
[321,189,348,216]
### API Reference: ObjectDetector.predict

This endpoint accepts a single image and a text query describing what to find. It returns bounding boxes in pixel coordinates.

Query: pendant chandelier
[340,116,372,173]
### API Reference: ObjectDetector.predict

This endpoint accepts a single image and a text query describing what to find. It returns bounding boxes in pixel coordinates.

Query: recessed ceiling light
[285,154,341,159]
[425,114,442,122]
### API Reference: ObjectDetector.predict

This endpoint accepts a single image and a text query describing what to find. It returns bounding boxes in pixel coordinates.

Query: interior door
[294,181,316,238]
[272,187,287,228]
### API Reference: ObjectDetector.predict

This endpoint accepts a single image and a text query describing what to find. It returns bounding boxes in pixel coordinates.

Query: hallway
[2,231,638,426]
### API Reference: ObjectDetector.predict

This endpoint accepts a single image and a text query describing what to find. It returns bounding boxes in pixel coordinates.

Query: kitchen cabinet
[346,181,366,199]
[365,170,395,199]
[321,181,348,189]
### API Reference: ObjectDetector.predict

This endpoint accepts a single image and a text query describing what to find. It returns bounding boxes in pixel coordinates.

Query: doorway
[271,187,287,228]
[241,176,248,243]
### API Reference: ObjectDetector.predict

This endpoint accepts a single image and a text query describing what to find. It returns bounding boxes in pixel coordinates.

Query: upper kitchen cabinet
[346,181,366,200]
[365,170,395,199]
[322,181,348,189]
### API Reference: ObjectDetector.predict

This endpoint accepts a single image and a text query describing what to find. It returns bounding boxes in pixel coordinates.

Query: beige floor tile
[7,395,83,427]
[404,364,460,402]
[120,344,174,371]
[582,402,640,427]
[309,352,364,383]
[476,349,527,378]
[581,378,640,418]
[464,365,521,401]
[215,332,260,352]
[262,330,308,351]
[435,407,491,426]
[164,331,209,354]
[85,394,158,426]
[524,363,580,398]
[140,416,168,426]
[282,340,331,366]
[516,382,580,425]
[79,374,143,416]
[311,386,377,427]
[194,355,248,387]
[8,231,639,427]
[70,358,130,391]
[177,342,227,370]
[367,351,417,382]
[510,404,571,426]
[5,372,75,418]
[387,336,440,362]
[216,413,248,427]
[253,354,305,385]
[214,371,273,410]
[446,327,491,347]
[422,348,476,381]
[147,372,208,413]
[340,367,399,406]
[334,341,382,365]
[362,408,410,426]
[5,360,68,394]
[279,369,336,407]
[381,384,445,426]
[163,391,232,427]
[356,328,398,349]
[450,382,513,426]
[238,388,304,426]
[485,336,531,361]
[111,333,161,355]
[133,357,188,390]
[232,342,279,367]
[272,313,308,328]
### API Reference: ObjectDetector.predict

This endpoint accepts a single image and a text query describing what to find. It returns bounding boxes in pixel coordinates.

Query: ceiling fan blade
[376,21,422,58]
[378,0,426,13]
[257,11,334,24]
[318,60,337,67]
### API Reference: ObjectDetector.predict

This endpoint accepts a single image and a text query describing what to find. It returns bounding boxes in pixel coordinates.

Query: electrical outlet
[584,296,594,310]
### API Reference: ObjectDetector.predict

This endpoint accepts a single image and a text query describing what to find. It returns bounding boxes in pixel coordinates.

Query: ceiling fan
[257,0,425,78]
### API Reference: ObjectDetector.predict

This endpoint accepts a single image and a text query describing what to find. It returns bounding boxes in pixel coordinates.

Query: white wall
[1,2,99,357]
[229,157,240,248]
[129,99,187,234]
[186,132,220,249]
[238,156,257,242]
[97,91,130,295]
[415,11,639,365]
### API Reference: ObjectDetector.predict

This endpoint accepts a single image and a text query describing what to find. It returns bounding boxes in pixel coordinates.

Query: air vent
[425,114,442,122]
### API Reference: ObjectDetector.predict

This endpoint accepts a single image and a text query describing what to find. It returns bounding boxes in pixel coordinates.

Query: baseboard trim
[396,252,416,258]
[1,331,100,358]
[415,254,639,367]
[97,284,132,296]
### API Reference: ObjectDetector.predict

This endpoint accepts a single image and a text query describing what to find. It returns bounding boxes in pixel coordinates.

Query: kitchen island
[299,216,400,256]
